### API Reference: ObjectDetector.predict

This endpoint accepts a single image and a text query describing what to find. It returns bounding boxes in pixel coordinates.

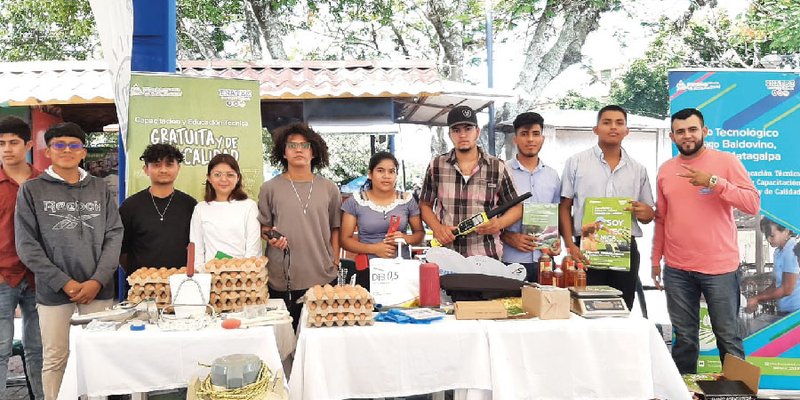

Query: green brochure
[580,197,632,270]
[522,203,559,251]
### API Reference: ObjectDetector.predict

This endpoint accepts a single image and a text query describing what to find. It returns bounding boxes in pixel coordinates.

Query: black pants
[579,236,640,310]
[268,286,308,332]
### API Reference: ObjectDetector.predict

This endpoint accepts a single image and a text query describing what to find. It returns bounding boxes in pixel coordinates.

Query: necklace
[289,175,314,215]
[150,191,175,222]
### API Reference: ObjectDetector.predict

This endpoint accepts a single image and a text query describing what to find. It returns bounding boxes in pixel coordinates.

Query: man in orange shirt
[0,116,43,398]
[652,108,760,374]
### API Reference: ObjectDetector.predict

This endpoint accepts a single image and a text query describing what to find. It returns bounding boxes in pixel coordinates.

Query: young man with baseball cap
[419,105,521,259]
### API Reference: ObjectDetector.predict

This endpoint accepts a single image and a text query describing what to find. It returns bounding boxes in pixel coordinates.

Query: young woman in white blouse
[190,154,262,271]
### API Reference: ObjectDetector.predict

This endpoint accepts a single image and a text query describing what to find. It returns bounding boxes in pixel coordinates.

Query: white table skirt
[58,298,293,399]
[482,316,690,400]
[289,307,492,400]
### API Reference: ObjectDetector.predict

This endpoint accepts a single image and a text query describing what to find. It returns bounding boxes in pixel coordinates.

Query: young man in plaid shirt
[419,106,522,259]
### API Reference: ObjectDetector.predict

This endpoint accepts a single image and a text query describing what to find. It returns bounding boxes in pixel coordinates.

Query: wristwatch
[708,175,718,189]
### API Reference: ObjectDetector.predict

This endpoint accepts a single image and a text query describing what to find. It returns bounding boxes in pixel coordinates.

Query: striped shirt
[420,147,518,258]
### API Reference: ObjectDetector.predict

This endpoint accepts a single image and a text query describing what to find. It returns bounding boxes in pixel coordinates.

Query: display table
[289,307,688,400]
[289,307,492,400]
[481,316,690,400]
[57,299,293,399]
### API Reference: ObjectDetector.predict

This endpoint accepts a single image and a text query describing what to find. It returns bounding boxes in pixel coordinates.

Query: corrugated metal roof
[178,60,443,99]
[0,60,113,105]
[0,59,446,105]
[0,59,515,126]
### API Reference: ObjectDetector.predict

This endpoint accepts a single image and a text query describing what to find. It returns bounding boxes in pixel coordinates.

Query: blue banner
[668,69,800,232]
[670,69,800,390]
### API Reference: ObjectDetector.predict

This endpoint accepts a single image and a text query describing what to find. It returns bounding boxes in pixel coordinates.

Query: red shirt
[0,164,41,288]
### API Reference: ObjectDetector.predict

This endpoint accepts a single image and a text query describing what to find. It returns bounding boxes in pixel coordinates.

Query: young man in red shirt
[0,116,43,399]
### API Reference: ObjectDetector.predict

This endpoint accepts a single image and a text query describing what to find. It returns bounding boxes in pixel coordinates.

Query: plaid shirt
[420,147,518,258]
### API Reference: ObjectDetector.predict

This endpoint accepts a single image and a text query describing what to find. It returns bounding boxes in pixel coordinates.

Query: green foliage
[609,58,671,119]
[177,0,244,58]
[745,0,800,53]
[556,90,604,111]
[319,134,371,185]
[0,0,99,61]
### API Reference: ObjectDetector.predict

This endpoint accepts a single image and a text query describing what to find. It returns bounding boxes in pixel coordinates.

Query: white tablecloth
[58,299,293,399]
[289,307,492,400]
[482,316,690,400]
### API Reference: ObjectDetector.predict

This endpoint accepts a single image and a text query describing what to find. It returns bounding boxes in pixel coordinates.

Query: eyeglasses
[210,172,238,180]
[49,142,84,151]
[287,142,311,150]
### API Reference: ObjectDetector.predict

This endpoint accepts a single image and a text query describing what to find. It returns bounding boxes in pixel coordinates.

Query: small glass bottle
[564,258,577,288]
[539,254,552,284]
[575,262,587,288]
[553,264,564,288]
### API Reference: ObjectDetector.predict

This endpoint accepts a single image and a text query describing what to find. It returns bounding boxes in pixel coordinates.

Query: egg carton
[307,312,374,327]
[307,301,374,315]
[212,296,268,313]
[211,278,267,293]
[204,256,268,273]
[127,267,186,285]
[209,290,268,303]
[128,283,170,294]
[306,284,371,303]
[212,270,267,282]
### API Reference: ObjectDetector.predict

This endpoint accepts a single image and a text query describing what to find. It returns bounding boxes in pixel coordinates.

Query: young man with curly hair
[258,123,341,328]
[119,143,197,274]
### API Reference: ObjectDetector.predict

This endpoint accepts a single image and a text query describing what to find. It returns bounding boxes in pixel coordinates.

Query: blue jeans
[664,266,743,374]
[0,278,44,399]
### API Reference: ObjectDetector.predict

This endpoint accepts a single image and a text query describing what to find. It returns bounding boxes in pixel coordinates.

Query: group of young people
[0,99,787,398]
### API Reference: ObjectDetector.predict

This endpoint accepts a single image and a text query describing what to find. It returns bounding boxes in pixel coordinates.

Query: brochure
[580,197,632,270]
[521,203,559,251]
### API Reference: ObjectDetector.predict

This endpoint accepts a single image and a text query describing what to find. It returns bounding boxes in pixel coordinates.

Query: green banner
[580,197,632,270]
[126,73,264,200]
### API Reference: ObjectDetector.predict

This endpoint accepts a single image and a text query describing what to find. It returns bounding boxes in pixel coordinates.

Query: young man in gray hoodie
[14,122,123,400]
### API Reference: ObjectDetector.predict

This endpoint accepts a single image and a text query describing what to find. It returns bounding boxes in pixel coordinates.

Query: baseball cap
[447,106,478,128]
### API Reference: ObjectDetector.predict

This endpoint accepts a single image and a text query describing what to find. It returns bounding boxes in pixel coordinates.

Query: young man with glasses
[119,144,197,275]
[0,116,43,399]
[14,122,123,399]
[651,108,759,374]
[419,106,521,259]
[258,123,341,329]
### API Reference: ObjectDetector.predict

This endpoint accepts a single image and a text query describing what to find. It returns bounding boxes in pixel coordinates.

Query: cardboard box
[522,285,570,320]
[696,354,760,400]
[454,300,508,320]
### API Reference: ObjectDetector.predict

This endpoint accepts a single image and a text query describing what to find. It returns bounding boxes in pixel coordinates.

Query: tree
[320,134,371,185]
[0,0,99,61]
[745,0,800,53]
[556,90,604,111]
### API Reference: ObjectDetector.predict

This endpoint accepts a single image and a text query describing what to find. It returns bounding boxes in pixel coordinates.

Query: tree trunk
[498,2,610,158]
[245,0,288,60]
[425,0,466,155]
[426,0,465,81]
